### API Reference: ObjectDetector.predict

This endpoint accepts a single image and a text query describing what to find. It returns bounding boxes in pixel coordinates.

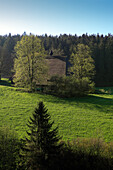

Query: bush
[0,127,21,170]
[63,138,113,170]
[47,75,94,98]
[56,138,113,170]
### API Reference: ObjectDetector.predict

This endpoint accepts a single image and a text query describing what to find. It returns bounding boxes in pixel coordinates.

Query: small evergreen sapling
[21,102,63,170]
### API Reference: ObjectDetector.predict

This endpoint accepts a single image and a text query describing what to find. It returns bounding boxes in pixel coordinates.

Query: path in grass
[1,85,113,142]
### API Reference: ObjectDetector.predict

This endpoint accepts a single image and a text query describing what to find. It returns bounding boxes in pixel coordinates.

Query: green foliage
[1,124,113,169]
[49,44,95,98]
[61,138,113,170]
[69,44,95,79]
[14,35,48,90]
[48,75,94,97]
[40,33,113,86]
[0,126,21,170]
[2,33,113,86]
[21,102,63,170]
[0,34,20,79]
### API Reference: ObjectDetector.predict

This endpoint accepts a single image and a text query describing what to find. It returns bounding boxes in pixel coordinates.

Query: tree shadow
[0,79,12,87]
[75,95,113,106]
[40,92,113,112]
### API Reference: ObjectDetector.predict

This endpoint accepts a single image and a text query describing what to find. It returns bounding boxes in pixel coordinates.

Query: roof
[46,55,66,62]
[46,55,66,76]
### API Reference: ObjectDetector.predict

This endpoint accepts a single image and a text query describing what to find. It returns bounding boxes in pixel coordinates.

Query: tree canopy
[69,44,95,80]
[14,35,48,90]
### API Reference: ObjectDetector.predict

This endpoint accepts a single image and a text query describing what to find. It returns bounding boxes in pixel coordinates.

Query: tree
[0,46,3,80]
[69,44,95,80]
[0,46,10,80]
[0,47,14,78]
[14,35,48,90]
[0,34,19,79]
[21,102,63,170]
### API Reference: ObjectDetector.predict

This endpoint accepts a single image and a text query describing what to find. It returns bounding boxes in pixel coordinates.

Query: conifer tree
[21,102,63,170]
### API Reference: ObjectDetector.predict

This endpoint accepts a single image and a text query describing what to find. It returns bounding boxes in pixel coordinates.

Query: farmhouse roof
[46,55,66,62]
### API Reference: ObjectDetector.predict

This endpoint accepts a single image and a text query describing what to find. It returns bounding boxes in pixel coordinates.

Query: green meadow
[1,80,113,142]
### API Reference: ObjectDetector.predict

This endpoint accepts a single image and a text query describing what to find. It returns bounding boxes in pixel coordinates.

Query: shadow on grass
[74,95,113,106]
[1,80,113,112]
[0,80,12,87]
[38,92,113,112]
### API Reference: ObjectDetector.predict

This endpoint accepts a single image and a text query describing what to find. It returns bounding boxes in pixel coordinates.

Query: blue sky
[0,0,113,36]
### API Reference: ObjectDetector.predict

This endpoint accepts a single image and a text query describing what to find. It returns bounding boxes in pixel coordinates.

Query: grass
[1,79,113,142]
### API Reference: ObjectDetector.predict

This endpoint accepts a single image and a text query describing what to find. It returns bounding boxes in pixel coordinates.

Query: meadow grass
[1,80,113,142]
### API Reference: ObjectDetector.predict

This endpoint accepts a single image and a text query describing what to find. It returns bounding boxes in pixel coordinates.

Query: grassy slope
[1,82,113,142]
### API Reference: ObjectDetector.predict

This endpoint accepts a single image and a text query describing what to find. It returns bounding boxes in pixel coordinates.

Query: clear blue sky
[0,0,113,36]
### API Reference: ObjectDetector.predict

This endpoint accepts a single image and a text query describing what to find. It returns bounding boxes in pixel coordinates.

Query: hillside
[1,84,113,142]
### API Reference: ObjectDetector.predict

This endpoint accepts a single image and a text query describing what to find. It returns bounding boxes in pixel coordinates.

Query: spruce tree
[21,102,63,170]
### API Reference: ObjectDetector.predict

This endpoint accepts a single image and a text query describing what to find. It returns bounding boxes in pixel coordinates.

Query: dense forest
[1,33,113,86]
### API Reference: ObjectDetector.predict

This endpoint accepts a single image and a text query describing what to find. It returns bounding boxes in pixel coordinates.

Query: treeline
[40,33,113,86]
[1,33,113,86]
[0,34,21,79]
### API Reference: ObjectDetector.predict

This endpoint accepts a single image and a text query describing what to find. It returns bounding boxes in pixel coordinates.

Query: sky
[0,0,113,36]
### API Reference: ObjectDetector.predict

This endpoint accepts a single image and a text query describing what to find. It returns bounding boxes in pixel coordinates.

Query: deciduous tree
[69,43,95,80]
[14,35,48,90]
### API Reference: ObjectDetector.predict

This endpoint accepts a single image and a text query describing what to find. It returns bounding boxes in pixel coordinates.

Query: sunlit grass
[1,81,113,141]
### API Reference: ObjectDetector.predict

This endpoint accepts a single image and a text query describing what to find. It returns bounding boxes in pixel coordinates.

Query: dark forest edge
[0,33,113,87]
[0,102,113,170]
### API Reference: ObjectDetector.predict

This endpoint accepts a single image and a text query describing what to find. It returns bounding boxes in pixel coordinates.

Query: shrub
[63,138,113,170]
[0,126,21,170]
[47,75,94,97]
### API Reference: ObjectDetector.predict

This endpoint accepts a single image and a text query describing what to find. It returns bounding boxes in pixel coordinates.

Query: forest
[1,33,113,87]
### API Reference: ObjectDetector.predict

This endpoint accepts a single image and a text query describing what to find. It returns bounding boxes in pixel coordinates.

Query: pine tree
[21,102,63,170]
